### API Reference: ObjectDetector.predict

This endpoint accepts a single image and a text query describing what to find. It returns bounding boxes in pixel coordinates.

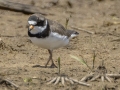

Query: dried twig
[0,0,48,15]
[0,78,19,89]
[3,79,19,88]
[71,26,95,34]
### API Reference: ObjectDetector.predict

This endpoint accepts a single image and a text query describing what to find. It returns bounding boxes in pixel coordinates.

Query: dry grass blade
[105,76,112,82]
[69,79,74,84]
[64,77,69,81]
[70,55,85,64]
[64,77,74,84]
[90,75,100,81]
[70,78,79,83]
[65,15,71,29]
[47,77,57,84]
[65,18,69,29]
[70,55,92,71]
[101,75,104,82]
[61,77,65,86]
[54,77,61,85]
[78,81,91,87]
[70,78,91,87]
[106,74,120,78]
[80,73,94,82]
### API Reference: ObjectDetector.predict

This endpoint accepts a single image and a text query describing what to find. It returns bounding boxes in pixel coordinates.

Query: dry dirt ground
[0,0,120,90]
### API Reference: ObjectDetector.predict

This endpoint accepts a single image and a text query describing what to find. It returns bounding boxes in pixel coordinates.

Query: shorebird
[28,14,79,68]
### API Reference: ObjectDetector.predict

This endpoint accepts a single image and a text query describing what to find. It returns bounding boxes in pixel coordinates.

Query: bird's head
[28,14,46,32]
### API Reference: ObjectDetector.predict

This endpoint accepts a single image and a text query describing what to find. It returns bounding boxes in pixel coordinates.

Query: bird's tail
[67,30,79,39]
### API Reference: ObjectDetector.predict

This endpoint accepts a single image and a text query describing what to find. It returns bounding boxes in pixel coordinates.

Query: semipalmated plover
[28,14,79,68]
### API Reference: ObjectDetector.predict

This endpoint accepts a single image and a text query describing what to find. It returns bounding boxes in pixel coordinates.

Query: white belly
[30,32,69,50]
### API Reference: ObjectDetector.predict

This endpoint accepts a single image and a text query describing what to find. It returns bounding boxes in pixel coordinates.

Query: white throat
[30,20,48,34]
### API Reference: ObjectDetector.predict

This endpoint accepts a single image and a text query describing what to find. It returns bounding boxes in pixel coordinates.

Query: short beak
[29,25,34,30]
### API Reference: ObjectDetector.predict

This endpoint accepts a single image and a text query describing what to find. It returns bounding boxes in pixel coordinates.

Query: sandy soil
[0,0,120,90]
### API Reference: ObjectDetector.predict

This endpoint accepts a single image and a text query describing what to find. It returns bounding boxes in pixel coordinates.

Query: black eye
[35,20,44,26]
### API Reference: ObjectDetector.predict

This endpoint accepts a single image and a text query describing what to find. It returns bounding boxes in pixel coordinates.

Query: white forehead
[28,21,37,25]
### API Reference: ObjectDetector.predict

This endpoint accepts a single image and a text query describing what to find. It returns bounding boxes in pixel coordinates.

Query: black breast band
[28,23,50,38]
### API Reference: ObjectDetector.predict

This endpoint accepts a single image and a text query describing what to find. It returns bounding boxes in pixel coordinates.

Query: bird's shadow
[32,65,45,68]
[32,65,55,68]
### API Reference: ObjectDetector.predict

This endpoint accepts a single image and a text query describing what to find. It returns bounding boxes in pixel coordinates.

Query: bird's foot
[50,63,57,68]
[44,63,57,68]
